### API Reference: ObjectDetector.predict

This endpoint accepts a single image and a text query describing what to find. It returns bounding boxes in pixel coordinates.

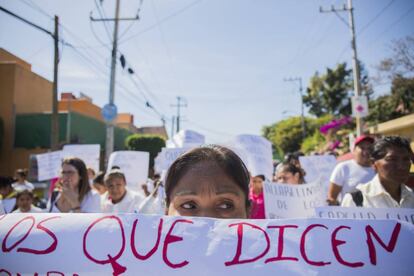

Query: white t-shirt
[101,188,144,213]
[48,190,102,213]
[342,174,414,208]
[12,205,44,213]
[329,159,376,197]
[12,181,35,192]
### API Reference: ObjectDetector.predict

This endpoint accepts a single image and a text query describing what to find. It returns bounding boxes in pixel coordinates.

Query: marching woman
[48,157,101,213]
[165,145,250,219]
[101,169,145,213]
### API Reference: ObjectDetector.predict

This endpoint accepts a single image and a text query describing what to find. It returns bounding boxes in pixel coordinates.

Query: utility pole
[284,77,306,140]
[91,0,138,165]
[171,97,187,133]
[320,0,363,136]
[51,15,59,150]
[0,7,61,150]
[171,116,176,138]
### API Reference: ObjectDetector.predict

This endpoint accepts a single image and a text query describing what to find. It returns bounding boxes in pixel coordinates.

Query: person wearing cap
[326,135,376,205]
[342,136,414,208]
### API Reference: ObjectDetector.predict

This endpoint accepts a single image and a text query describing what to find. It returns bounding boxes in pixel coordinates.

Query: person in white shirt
[48,157,101,213]
[327,135,376,205]
[101,169,144,213]
[342,136,414,208]
[11,168,34,192]
[12,190,43,213]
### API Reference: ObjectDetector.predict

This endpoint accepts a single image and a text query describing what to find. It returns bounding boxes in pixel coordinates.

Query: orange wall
[59,99,104,122]
[0,48,31,71]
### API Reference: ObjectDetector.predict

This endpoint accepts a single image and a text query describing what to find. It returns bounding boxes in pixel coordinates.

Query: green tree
[303,63,353,117]
[262,115,332,156]
[304,62,373,117]
[125,134,166,173]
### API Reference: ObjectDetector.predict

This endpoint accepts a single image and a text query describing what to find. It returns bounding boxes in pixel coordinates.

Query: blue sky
[1,0,413,143]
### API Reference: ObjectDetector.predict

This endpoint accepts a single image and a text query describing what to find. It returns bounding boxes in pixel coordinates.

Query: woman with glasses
[48,157,101,213]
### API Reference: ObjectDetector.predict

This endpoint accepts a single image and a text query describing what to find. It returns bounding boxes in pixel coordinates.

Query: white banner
[230,135,273,180]
[299,155,337,195]
[62,144,101,173]
[36,151,63,181]
[264,180,326,219]
[154,147,190,173]
[107,151,149,193]
[0,213,413,275]
[352,96,369,118]
[315,207,414,225]
[168,129,205,148]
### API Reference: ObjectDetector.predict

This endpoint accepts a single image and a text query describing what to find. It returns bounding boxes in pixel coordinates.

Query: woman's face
[277,171,300,185]
[106,177,127,204]
[374,146,412,186]
[17,193,32,212]
[60,164,80,190]
[167,162,248,219]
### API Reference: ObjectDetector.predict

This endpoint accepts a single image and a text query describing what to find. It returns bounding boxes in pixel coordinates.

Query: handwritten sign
[230,135,273,180]
[0,213,413,275]
[299,155,337,195]
[62,144,101,172]
[315,207,414,224]
[154,147,190,173]
[263,180,326,219]
[107,151,149,193]
[35,151,63,181]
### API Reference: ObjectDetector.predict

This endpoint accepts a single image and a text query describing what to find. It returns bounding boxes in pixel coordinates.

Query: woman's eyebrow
[174,190,197,196]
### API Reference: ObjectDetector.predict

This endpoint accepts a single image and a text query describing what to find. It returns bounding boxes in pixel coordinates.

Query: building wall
[59,99,103,122]
[0,49,53,176]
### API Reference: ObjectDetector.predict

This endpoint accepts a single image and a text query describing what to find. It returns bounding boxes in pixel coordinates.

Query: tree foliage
[303,63,353,117]
[367,35,414,125]
[125,134,166,170]
[262,115,332,156]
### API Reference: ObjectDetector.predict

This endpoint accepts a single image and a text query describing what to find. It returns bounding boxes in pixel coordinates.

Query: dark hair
[16,189,34,200]
[61,157,91,203]
[254,174,265,181]
[104,169,126,184]
[371,136,414,161]
[165,145,250,208]
[278,162,306,184]
[93,171,105,185]
[15,168,28,178]
[0,176,14,188]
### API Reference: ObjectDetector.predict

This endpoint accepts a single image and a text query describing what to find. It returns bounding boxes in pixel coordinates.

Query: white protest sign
[154,147,190,173]
[0,213,413,275]
[299,155,337,196]
[315,206,414,225]
[264,180,326,219]
[35,151,63,181]
[107,151,149,192]
[62,144,101,172]
[168,129,205,148]
[230,135,273,180]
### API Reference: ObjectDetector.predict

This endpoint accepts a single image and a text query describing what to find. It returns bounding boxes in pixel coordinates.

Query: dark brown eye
[181,202,196,210]
[217,201,234,210]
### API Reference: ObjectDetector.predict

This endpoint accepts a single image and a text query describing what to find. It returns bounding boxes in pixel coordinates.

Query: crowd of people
[0,135,413,220]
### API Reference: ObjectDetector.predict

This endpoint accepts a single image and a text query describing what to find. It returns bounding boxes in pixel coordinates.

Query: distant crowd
[1,135,413,219]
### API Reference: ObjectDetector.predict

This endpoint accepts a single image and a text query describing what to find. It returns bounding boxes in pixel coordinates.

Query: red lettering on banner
[265,225,299,263]
[162,219,193,268]
[131,218,163,260]
[300,224,331,266]
[17,216,60,254]
[83,216,126,276]
[225,222,270,266]
[365,222,401,265]
[331,226,364,267]
[2,216,35,253]
[0,269,12,276]
[46,272,64,276]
